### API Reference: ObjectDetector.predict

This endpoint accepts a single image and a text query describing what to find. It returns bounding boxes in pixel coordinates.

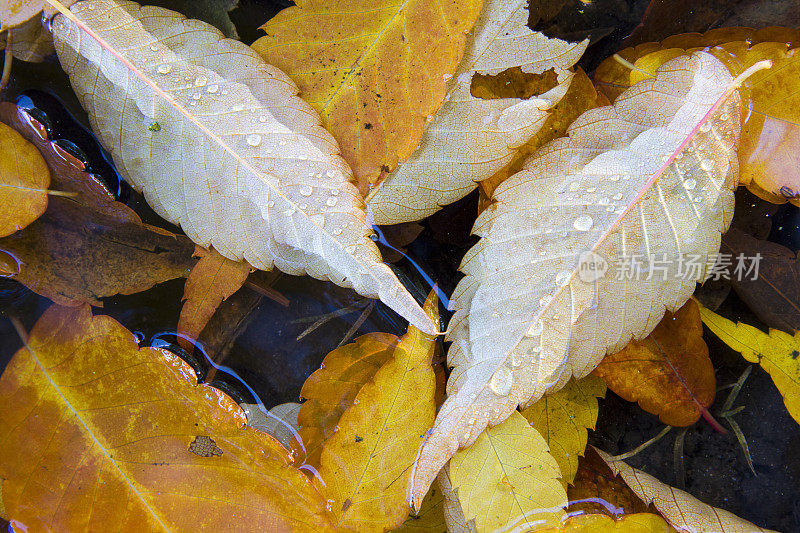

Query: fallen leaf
[593,299,716,427]
[0,116,50,237]
[698,303,800,425]
[438,466,474,533]
[0,304,335,531]
[365,0,587,224]
[0,196,194,305]
[478,68,609,211]
[177,246,251,351]
[595,448,779,532]
[447,410,567,532]
[252,0,482,194]
[410,51,744,506]
[297,331,398,467]
[521,375,606,487]
[315,291,439,531]
[536,513,675,532]
[567,446,652,517]
[594,30,800,206]
[244,402,302,453]
[720,228,800,332]
[1,16,55,62]
[50,0,436,335]
[0,0,76,29]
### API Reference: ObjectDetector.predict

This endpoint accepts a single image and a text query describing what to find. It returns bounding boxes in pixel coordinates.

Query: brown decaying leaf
[297,331,398,468]
[478,68,609,210]
[0,118,49,237]
[0,0,76,29]
[315,291,438,531]
[50,0,436,335]
[594,28,800,206]
[721,228,800,333]
[177,245,251,351]
[410,52,744,506]
[0,305,336,531]
[567,446,652,517]
[596,448,779,533]
[252,0,482,194]
[593,299,716,427]
[1,16,55,62]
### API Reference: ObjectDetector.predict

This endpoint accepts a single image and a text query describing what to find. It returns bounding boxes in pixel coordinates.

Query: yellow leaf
[252,0,483,193]
[595,448,778,533]
[447,411,567,532]
[393,479,446,533]
[316,291,439,531]
[0,120,50,237]
[297,331,399,467]
[0,305,335,531]
[521,376,606,487]
[536,513,674,533]
[698,302,800,425]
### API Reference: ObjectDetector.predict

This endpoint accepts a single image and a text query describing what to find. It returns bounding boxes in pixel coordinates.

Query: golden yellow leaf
[596,448,778,533]
[521,376,606,488]
[411,51,746,507]
[0,305,335,531]
[393,480,446,533]
[177,246,251,351]
[536,513,674,533]
[595,31,800,206]
[252,0,482,193]
[0,119,49,237]
[297,331,398,467]
[698,302,800,425]
[447,411,567,533]
[316,291,439,531]
[50,0,436,335]
[438,466,475,533]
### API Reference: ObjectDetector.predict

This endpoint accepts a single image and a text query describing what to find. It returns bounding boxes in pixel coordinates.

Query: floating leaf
[699,303,800,425]
[365,0,587,224]
[438,466,474,533]
[50,0,435,334]
[315,291,439,531]
[297,331,398,467]
[536,513,674,532]
[478,68,609,210]
[0,117,50,237]
[0,305,335,531]
[1,16,55,62]
[177,246,251,351]
[595,30,800,206]
[521,375,606,487]
[596,448,779,532]
[447,410,567,532]
[253,0,482,193]
[393,479,446,533]
[244,402,302,452]
[410,52,745,505]
[593,299,715,427]
[721,228,800,332]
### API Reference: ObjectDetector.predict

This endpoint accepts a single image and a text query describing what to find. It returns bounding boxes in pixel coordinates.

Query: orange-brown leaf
[592,299,715,427]
[297,331,399,467]
[0,118,49,237]
[537,513,675,532]
[0,305,335,531]
[252,0,483,193]
[178,246,251,351]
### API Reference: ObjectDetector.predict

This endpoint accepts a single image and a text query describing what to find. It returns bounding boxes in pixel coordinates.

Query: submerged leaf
[699,303,800,425]
[447,411,567,532]
[50,0,435,334]
[593,299,715,427]
[253,0,482,193]
[411,52,744,505]
[596,448,778,532]
[0,305,335,531]
[177,246,251,351]
[365,0,587,224]
[521,375,606,487]
[0,119,49,237]
[316,292,439,531]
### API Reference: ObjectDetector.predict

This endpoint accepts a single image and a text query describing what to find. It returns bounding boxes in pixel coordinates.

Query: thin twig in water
[606,425,672,462]
[0,30,13,93]
[293,301,368,341]
[337,300,374,347]
[673,427,688,489]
